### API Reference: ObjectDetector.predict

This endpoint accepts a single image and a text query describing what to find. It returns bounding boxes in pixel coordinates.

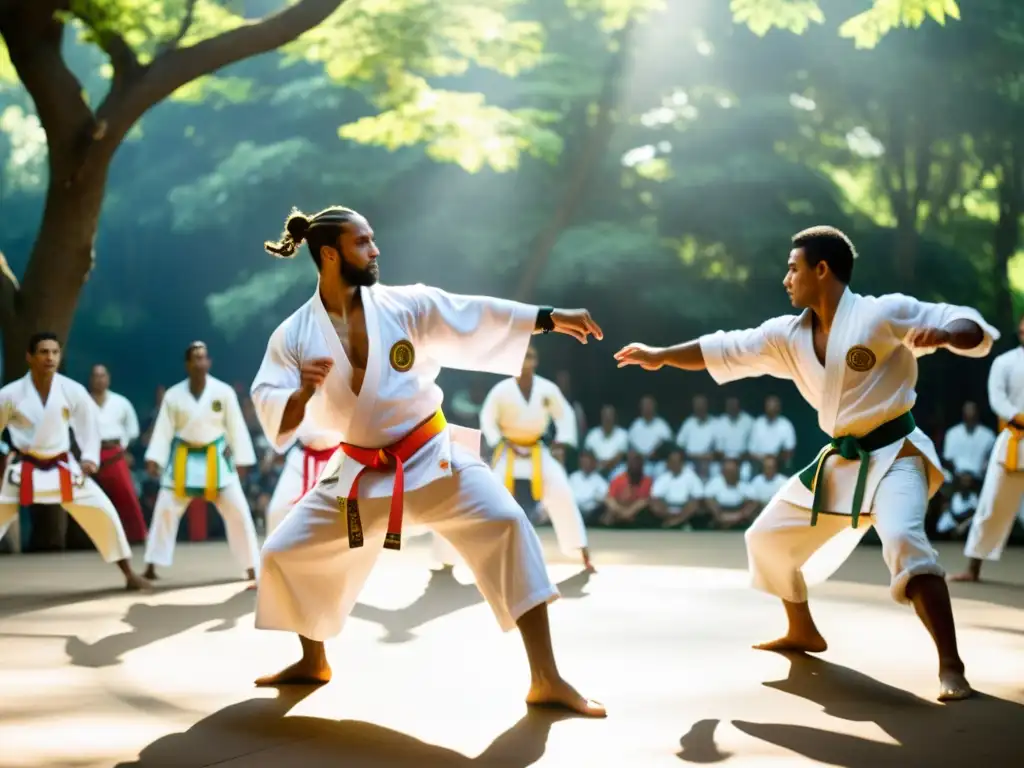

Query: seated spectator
[601,451,652,526]
[650,450,704,528]
[628,395,674,475]
[568,451,610,522]
[677,394,718,470]
[584,404,629,478]
[703,458,758,529]
[942,401,995,483]
[936,472,980,540]
[748,395,797,469]
[747,455,788,513]
[714,396,754,481]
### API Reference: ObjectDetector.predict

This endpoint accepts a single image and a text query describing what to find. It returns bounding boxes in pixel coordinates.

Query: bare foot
[753,632,828,654]
[246,581,258,591]
[125,573,152,592]
[143,566,158,580]
[948,571,979,583]
[255,657,332,687]
[582,552,596,574]
[526,677,606,717]
[938,668,973,702]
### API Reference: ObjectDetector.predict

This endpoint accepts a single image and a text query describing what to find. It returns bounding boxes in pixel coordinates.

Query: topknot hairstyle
[264,206,361,268]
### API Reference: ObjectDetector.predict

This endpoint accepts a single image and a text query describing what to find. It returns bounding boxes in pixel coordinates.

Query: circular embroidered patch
[845,345,876,372]
[389,339,415,372]
[211,400,223,413]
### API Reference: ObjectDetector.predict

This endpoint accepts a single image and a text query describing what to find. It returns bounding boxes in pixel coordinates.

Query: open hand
[146,460,162,479]
[80,460,98,476]
[907,327,951,349]
[300,358,334,396]
[551,309,604,344]
[614,343,665,370]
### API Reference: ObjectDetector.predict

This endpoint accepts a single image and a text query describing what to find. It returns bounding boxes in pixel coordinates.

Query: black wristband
[536,306,555,334]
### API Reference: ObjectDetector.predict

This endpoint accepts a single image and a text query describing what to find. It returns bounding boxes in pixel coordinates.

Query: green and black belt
[797,411,916,528]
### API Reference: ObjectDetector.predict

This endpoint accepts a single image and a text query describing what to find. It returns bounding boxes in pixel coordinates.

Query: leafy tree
[0,0,558,379]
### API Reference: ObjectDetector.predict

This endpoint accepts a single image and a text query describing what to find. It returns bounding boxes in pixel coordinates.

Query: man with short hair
[89,363,148,543]
[0,333,148,589]
[143,341,260,585]
[616,224,997,701]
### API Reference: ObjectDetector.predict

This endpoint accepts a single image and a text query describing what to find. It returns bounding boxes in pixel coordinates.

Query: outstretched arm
[615,316,793,384]
[413,286,603,376]
[614,341,706,372]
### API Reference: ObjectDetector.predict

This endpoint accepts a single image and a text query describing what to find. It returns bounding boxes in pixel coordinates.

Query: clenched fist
[906,327,951,349]
[300,358,334,398]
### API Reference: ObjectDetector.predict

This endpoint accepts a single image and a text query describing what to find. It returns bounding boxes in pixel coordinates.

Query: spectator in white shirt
[747,455,788,512]
[941,401,996,482]
[568,451,610,522]
[714,397,754,481]
[703,458,758,529]
[677,395,718,471]
[748,395,797,469]
[584,405,629,478]
[650,450,704,528]
[628,395,674,475]
[936,472,980,540]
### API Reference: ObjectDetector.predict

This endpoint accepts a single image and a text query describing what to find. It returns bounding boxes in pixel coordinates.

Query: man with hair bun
[616,225,998,702]
[251,205,605,716]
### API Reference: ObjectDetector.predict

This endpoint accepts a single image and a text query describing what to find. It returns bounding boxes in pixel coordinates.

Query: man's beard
[340,257,379,287]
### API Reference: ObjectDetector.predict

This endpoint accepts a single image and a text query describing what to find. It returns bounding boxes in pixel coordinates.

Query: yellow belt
[1001,421,1024,470]
[172,440,219,502]
[493,439,543,501]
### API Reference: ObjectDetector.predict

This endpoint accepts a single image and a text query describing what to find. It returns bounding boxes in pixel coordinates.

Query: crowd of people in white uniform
[0,364,1016,552]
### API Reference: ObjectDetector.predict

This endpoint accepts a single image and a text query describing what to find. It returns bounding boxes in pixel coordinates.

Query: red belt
[341,411,448,550]
[298,443,339,500]
[17,452,73,505]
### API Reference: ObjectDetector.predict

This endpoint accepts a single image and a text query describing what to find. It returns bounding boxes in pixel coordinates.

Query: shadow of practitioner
[116,685,584,768]
[676,718,733,763]
[351,569,593,644]
[731,653,1024,767]
[65,588,255,668]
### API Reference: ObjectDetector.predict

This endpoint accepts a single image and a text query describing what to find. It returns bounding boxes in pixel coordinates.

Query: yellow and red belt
[341,410,447,550]
[16,451,73,505]
[492,437,544,501]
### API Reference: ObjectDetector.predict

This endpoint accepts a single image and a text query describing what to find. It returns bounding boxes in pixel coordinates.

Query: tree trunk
[1,163,108,383]
[513,21,636,302]
[993,142,1023,330]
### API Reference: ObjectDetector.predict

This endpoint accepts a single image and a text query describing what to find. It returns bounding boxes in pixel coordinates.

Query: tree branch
[98,0,348,138]
[0,2,93,161]
[158,0,199,55]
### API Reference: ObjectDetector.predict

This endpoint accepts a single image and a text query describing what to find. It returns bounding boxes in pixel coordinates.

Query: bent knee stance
[881,528,943,604]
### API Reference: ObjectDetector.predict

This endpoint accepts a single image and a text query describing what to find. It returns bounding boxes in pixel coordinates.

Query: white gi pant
[492,444,587,556]
[0,477,131,563]
[963,455,1024,561]
[144,480,260,574]
[257,444,559,641]
[745,456,943,604]
[266,447,337,536]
